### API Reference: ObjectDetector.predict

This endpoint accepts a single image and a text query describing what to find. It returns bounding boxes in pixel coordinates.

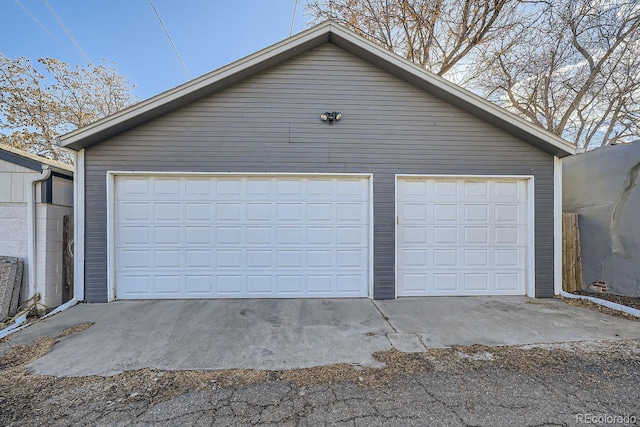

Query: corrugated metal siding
[84,44,554,302]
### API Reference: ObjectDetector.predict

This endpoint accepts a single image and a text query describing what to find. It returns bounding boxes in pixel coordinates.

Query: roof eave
[328,26,575,158]
[0,144,74,174]
[61,22,335,151]
[62,21,575,158]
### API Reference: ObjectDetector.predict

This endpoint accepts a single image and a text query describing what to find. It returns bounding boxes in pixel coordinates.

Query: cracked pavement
[5,344,640,427]
[2,298,639,425]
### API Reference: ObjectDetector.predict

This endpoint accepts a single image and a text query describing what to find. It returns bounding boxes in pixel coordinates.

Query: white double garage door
[112,174,531,299]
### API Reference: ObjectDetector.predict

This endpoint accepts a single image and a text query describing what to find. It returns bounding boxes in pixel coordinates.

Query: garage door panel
[433,249,456,267]
[247,226,273,244]
[399,226,428,245]
[433,273,458,292]
[218,275,243,294]
[274,227,301,245]
[185,250,212,268]
[247,276,273,293]
[216,227,242,245]
[156,275,183,294]
[185,178,212,196]
[495,226,523,245]
[115,175,370,299]
[155,178,180,195]
[401,273,429,293]
[185,203,212,221]
[495,273,522,291]
[397,177,528,296]
[495,181,521,197]
[308,276,333,293]
[433,227,457,244]
[118,275,152,296]
[185,276,211,294]
[307,227,333,245]
[155,250,180,268]
[216,179,243,197]
[495,248,524,268]
[463,227,489,245]
[306,250,332,268]
[336,226,367,245]
[118,201,151,221]
[117,177,149,196]
[117,250,150,269]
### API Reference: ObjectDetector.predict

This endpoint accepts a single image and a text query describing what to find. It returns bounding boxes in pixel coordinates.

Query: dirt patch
[569,291,640,310]
[560,296,640,320]
[280,350,433,387]
[0,337,56,371]
[57,322,94,337]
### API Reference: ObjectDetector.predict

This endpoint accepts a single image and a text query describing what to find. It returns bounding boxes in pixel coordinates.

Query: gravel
[560,295,640,320]
[569,291,640,310]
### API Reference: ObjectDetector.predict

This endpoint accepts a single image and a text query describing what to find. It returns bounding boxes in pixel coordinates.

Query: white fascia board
[61,21,574,157]
[554,157,563,295]
[60,22,334,149]
[328,25,576,157]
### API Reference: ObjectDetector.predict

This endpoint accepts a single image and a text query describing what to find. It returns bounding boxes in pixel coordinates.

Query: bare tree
[474,0,640,148]
[0,55,137,162]
[307,0,640,148]
[306,0,525,82]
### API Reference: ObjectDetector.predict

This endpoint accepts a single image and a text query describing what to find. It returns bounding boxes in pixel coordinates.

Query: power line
[289,0,299,37]
[13,0,67,50]
[148,0,191,80]
[42,0,92,64]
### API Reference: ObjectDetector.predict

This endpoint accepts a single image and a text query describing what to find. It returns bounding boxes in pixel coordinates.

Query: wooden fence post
[63,214,74,302]
[562,213,583,292]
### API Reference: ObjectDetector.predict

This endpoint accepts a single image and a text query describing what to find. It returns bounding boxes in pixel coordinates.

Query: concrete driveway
[2,297,639,377]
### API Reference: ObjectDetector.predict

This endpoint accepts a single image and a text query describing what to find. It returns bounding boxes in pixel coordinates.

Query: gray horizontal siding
[83,44,554,302]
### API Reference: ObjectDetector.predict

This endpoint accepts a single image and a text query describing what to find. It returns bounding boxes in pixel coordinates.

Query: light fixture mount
[320,111,342,123]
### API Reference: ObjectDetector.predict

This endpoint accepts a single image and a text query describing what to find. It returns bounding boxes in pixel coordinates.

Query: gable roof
[60,21,575,158]
[0,144,73,175]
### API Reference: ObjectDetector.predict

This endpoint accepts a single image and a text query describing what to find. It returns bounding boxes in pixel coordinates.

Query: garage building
[61,22,575,302]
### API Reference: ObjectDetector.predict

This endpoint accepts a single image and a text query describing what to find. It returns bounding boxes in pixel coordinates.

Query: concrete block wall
[36,203,73,308]
[0,162,40,302]
[0,203,29,296]
[1,159,74,308]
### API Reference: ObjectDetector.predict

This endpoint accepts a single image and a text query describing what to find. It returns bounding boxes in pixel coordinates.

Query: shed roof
[60,21,575,158]
[0,144,73,175]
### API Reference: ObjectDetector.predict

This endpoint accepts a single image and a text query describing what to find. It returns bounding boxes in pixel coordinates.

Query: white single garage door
[114,174,371,299]
[397,176,530,296]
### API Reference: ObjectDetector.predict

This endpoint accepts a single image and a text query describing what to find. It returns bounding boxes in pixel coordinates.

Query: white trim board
[73,149,85,301]
[554,157,563,295]
[60,22,575,158]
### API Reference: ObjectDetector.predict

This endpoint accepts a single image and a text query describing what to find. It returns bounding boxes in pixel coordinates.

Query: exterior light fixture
[320,112,342,123]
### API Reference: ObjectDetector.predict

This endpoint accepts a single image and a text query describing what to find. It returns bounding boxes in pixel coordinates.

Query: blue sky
[1,0,310,100]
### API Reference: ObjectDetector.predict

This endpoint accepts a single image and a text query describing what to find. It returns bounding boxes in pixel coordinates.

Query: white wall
[1,158,74,308]
[52,176,73,207]
[0,161,33,203]
[0,160,40,300]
